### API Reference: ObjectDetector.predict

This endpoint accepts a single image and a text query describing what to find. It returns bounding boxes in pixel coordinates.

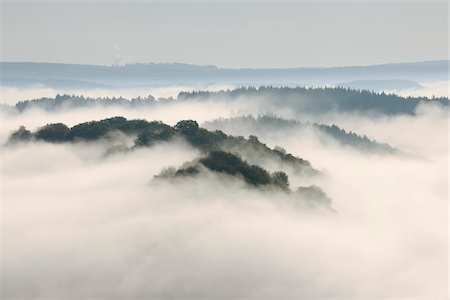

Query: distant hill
[1,77,111,89]
[1,60,448,88]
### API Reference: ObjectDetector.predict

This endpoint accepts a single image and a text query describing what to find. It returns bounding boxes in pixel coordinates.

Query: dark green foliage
[271,171,289,190]
[7,117,317,175]
[65,121,111,141]
[249,135,259,143]
[174,120,228,151]
[200,151,271,186]
[66,117,174,141]
[20,116,175,142]
[184,128,210,147]
[189,128,227,151]
[158,150,277,187]
[174,120,199,135]
[35,123,70,142]
[9,126,32,142]
[155,151,331,207]
[201,151,243,173]
[275,150,311,168]
[174,166,200,177]
[134,132,154,147]
[239,165,272,186]
[134,129,176,146]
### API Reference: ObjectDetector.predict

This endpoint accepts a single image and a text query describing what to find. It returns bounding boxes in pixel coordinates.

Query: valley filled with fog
[2,0,449,297]
[1,76,448,298]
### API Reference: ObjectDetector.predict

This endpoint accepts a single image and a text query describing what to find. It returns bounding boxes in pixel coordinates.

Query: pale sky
[0,0,448,68]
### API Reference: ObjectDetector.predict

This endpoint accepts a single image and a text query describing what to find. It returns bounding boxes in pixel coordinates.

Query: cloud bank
[0,95,447,298]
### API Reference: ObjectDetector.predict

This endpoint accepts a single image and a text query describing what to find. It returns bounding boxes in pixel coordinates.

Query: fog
[388,80,449,99]
[0,90,448,299]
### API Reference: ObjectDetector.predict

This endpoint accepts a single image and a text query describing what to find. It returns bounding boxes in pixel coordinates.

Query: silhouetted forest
[5,86,448,115]
[160,150,279,187]
[178,86,448,115]
[8,117,317,176]
[13,94,157,112]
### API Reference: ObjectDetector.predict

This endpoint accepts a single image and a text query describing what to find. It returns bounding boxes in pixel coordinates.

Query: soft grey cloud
[0,99,447,298]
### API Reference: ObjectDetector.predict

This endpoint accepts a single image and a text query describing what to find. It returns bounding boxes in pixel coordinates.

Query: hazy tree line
[178,86,448,115]
[14,94,158,112]
[5,86,448,115]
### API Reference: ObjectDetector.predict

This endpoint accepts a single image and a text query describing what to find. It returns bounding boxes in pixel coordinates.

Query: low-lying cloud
[389,80,449,98]
[0,93,448,298]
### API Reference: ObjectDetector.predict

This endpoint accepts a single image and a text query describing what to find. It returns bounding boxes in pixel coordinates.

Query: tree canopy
[8,117,317,175]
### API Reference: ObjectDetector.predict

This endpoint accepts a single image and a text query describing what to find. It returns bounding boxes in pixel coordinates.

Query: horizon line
[1,59,449,70]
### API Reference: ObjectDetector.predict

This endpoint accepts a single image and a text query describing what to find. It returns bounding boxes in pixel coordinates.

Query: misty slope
[1,60,448,87]
[5,86,448,116]
[8,117,317,177]
[156,150,331,207]
[203,115,398,154]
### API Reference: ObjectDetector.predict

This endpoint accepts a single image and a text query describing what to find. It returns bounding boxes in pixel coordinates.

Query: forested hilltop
[8,116,332,206]
[6,86,448,116]
[8,117,318,177]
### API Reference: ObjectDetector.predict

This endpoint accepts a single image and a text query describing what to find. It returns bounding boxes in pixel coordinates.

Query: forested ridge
[178,86,448,115]
[5,86,448,115]
[8,117,317,176]
[8,116,332,204]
